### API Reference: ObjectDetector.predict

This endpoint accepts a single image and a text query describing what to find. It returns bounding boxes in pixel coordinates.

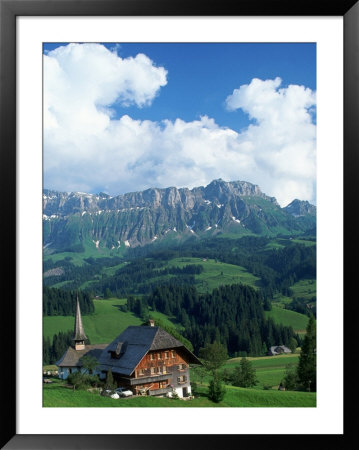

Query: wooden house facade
[55,301,201,397]
[98,324,201,398]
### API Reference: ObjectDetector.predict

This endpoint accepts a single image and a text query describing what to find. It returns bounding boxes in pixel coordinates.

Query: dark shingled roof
[98,326,201,376]
[56,344,107,368]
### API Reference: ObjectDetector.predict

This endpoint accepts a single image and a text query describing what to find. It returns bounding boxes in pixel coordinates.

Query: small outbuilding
[268,345,292,356]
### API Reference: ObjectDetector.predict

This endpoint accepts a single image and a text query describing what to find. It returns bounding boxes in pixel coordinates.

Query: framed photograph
[1,0,357,448]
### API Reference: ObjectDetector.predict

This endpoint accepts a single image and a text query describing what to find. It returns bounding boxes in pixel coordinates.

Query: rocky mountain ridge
[43,179,277,217]
[43,179,316,252]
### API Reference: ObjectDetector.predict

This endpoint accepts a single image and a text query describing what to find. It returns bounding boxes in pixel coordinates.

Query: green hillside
[290,278,316,299]
[43,377,315,407]
[264,306,309,334]
[224,354,300,389]
[43,298,142,344]
[166,257,261,292]
[190,354,301,390]
[43,240,126,266]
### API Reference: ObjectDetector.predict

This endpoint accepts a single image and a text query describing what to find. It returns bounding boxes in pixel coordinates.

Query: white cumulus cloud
[43,44,316,206]
[225,77,316,205]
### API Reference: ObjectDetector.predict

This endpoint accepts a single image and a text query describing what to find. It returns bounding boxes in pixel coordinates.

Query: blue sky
[43,42,316,206]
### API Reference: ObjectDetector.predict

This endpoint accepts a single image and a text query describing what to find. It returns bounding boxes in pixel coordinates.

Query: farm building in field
[55,299,201,397]
[56,297,107,380]
[98,322,202,398]
[268,345,292,356]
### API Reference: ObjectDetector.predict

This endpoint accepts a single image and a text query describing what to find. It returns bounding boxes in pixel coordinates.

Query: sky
[43,42,316,206]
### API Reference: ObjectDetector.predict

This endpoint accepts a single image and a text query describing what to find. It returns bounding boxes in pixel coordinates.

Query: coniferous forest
[144,283,299,355]
[43,234,314,362]
[43,287,94,316]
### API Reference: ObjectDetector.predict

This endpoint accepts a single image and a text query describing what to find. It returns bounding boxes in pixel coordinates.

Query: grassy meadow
[166,257,261,292]
[225,354,300,388]
[43,376,315,408]
[290,278,316,299]
[190,354,301,390]
[43,298,142,344]
[264,306,309,334]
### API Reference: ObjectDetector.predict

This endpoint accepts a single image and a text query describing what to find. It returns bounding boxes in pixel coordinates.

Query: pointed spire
[73,294,87,349]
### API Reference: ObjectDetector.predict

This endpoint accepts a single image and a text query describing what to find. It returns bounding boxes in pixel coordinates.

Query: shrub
[67,372,95,390]
[104,369,116,391]
[171,390,179,400]
[231,357,258,388]
[281,364,299,391]
[208,373,226,403]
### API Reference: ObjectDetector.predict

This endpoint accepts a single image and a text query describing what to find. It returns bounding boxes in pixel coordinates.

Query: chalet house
[98,323,202,398]
[268,345,292,356]
[56,300,201,398]
[56,298,107,380]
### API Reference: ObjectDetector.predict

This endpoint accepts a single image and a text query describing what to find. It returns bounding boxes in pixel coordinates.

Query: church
[55,297,107,380]
[56,299,201,398]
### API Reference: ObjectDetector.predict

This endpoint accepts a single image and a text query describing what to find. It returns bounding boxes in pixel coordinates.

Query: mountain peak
[284,199,316,217]
[43,180,316,251]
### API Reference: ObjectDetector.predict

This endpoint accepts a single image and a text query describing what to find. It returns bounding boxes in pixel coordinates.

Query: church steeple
[73,295,87,351]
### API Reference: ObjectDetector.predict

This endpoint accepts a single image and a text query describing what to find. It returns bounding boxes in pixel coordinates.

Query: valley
[43,179,316,406]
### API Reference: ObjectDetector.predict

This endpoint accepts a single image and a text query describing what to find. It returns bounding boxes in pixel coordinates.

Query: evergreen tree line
[145,283,299,356]
[281,314,316,392]
[44,254,203,296]
[285,296,317,318]
[91,262,201,297]
[127,235,316,299]
[43,286,95,316]
[43,330,72,365]
[43,255,122,288]
[43,330,91,365]
[44,235,315,304]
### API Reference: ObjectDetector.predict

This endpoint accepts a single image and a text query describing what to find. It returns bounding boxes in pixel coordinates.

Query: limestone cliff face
[43,179,316,251]
[283,199,317,217]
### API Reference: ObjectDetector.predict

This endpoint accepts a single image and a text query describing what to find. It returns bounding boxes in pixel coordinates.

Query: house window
[177,375,187,383]
[157,352,161,360]
[162,366,167,374]
[178,364,186,370]
[164,351,169,359]
[150,353,154,360]
[138,369,144,376]
[171,350,176,358]
[150,367,155,375]
[159,381,167,389]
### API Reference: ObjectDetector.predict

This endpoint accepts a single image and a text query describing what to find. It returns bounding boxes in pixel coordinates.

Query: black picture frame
[1,0,357,448]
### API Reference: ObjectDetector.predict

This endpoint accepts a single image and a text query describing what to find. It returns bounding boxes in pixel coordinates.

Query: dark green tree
[208,372,226,403]
[67,372,90,391]
[263,297,272,311]
[281,364,299,391]
[192,365,207,385]
[80,355,98,375]
[199,342,228,374]
[297,314,316,391]
[199,342,227,402]
[261,342,268,356]
[232,357,258,388]
[104,369,116,391]
[288,337,298,354]
[43,336,51,365]
[104,287,112,299]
